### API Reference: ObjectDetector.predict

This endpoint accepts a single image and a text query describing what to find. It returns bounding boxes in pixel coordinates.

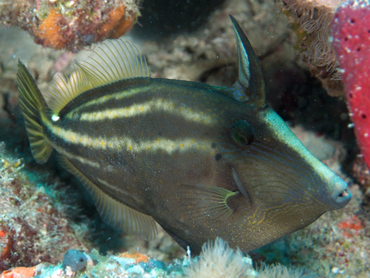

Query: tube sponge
[332,0,370,169]
[0,0,140,51]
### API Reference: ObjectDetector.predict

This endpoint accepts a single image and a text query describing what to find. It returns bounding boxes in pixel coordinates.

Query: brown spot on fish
[215,153,222,161]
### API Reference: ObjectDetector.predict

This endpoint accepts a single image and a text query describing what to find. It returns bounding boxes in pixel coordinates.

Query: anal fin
[58,155,158,240]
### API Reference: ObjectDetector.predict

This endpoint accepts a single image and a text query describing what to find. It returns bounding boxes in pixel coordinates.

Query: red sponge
[332,0,370,168]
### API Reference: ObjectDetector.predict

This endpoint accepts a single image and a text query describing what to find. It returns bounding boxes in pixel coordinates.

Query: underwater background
[0,0,369,277]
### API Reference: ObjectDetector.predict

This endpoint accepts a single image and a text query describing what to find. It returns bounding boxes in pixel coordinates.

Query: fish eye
[230,121,254,146]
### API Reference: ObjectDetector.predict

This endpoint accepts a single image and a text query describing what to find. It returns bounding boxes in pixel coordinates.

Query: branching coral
[0,0,140,51]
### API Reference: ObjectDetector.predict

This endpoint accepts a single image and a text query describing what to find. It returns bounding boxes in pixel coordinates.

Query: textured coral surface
[0,0,139,51]
[282,0,347,95]
[332,1,370,170]
[0,143,87,272]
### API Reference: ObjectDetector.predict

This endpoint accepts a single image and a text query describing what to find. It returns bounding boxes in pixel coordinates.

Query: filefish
[17,16,351,254]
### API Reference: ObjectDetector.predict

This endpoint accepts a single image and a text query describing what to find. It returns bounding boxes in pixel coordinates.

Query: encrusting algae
[16,15,351,256]
[0,142,87,272]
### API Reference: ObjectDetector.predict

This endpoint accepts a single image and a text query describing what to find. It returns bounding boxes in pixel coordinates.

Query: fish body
[17,16,351,254]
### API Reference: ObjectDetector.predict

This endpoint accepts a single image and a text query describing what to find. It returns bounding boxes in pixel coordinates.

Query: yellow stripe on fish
[70,99,215,124]
[48,122,213,154]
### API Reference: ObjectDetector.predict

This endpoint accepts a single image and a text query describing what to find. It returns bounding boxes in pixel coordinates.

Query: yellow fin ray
[46,40,148,113]
[46,63,92,112]
[58,155,158,240]
[77,39,149,88]
[180,184,238,221]
[17,61,53,163]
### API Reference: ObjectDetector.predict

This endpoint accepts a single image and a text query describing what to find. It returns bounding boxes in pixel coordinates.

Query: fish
[17,15,351,255]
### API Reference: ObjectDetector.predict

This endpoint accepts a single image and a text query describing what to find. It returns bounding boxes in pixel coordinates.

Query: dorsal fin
[58,155,158,240]
[47,63,92,113]
[46,40,149,113]
[229,15,266,107]
[77,39,149,87]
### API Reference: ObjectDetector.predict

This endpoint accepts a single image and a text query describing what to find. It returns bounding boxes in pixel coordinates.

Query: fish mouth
[331,178,351,206]
[336,188,351,202]
[339,188,350,198]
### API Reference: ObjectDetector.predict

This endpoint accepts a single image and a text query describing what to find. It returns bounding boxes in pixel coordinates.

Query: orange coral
[1,0,139,51]
[0,230,11,262]
[35,9,66,49]
[35,5,136,50]
[338,215,363,238]
[99,5,135,39]
[111,13,135,39]
[0,267,36,278]
[36,9,67,50]
[120,252,149,263]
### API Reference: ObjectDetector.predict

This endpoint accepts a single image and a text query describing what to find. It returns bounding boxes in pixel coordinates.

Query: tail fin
[17,60,53,163]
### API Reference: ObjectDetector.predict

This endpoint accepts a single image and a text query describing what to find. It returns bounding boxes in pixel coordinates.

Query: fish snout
[331,177,351,207]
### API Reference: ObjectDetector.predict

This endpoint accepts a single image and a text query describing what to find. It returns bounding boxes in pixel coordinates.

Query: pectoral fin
[179,184,238,220]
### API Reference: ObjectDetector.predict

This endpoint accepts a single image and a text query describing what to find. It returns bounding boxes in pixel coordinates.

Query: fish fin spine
[229,15,266,107]
[17,60,53,163]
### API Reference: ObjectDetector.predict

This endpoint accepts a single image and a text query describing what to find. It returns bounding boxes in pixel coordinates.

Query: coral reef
[0,0,140,51]
[282,0,347,96]
[352,157,370,206]
[0,142,87,271]
[0,238,315,277]
[332,0,370,171]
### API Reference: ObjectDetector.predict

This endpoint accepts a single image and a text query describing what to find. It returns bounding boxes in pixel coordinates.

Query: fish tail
[17,60,53,163]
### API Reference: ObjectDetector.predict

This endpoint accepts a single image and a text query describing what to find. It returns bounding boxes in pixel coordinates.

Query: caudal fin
[17,60,53,163]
